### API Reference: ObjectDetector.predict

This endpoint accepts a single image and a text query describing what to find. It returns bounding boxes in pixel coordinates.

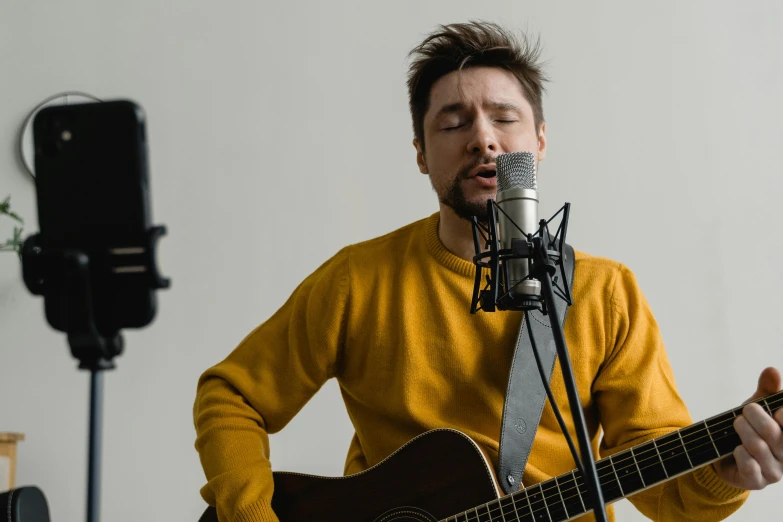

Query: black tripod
[21,227,169,522]
[470,202,610,522]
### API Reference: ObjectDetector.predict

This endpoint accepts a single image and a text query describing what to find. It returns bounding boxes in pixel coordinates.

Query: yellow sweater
[194,213,748,522]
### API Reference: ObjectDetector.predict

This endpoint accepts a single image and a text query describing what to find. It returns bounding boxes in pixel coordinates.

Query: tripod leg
[87,370,103,522]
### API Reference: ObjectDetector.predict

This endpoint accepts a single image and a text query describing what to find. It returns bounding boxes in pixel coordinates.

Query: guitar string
[457,410,740,522]
[452,395,782,522]
[462,396,781,522]
[557,393,783,500]
[451,393,783,522]
[446,394,782,522]
[512,393,783,520]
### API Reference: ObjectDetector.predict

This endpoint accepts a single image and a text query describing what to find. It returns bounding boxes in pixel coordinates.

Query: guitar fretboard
[444,390,783,522]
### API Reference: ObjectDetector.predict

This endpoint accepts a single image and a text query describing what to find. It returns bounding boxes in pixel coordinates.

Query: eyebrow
[433,101,523,120]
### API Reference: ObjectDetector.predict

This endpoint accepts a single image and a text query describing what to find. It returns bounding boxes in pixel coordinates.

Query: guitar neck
[445,390,783,522]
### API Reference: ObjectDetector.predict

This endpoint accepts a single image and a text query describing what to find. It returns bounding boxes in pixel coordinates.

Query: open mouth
[475,170,496,179]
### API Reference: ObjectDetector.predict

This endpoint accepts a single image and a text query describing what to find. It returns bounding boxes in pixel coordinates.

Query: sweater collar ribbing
[423,212,478,278]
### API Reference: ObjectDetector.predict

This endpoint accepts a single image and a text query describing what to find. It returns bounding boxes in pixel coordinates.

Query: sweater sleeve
[193,248,351,522]
[592,264,749,521]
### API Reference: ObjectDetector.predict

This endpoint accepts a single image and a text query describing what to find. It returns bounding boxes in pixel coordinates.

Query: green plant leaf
[3,196,24,253]
[2,198,23,224]
[12,225,23,244]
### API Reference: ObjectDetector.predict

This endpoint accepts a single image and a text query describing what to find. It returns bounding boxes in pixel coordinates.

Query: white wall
[1,1,781,520]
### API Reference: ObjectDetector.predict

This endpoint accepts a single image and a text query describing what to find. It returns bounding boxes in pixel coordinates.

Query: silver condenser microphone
[495,151,541,298]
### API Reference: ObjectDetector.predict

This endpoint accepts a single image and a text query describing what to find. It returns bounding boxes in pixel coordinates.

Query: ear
[413,138,429,174]
[537,122,547,162]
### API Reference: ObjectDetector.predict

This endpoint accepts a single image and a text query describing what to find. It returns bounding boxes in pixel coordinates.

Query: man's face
[414,66,547,222]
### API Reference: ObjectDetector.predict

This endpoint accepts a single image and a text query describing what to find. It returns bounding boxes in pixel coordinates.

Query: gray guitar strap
[497,243,576,495]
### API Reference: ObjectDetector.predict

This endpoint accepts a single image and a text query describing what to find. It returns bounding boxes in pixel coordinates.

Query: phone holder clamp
[20,226,170,370]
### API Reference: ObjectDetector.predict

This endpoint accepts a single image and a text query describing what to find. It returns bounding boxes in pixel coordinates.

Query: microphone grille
[496,151,537,192]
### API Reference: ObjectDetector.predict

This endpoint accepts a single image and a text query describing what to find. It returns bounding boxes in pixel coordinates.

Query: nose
[466,117,499,156]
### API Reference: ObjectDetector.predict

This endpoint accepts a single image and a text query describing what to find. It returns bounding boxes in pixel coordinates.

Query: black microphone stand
[470,202,609,522]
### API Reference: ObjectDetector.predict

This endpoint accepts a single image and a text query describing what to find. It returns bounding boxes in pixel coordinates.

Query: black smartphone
[32,100,157,335]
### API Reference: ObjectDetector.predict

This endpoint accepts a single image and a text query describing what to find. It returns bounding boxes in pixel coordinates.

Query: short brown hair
[407,21,548,151]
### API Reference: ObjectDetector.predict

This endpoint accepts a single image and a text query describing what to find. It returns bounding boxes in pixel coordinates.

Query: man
[194,21,783,522]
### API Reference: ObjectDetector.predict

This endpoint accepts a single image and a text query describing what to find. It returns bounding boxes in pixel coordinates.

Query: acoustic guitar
[199,390,782,522]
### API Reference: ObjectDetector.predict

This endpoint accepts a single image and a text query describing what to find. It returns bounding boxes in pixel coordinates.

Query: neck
[438,205,483,261]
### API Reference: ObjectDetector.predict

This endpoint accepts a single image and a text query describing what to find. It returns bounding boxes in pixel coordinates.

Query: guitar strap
[497,243,576,495]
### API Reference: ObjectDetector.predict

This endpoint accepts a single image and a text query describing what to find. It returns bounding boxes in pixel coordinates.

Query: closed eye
[442,119,516,131]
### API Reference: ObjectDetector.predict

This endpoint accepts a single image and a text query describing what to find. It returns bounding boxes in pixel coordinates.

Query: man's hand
[713,367,783,490]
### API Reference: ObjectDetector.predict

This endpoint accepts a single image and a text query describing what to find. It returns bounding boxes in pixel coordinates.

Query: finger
[735,414,783,484]
[743,403,783,461]
[734,445,765,490]
[712,454,736,479]
[748,367,782,402]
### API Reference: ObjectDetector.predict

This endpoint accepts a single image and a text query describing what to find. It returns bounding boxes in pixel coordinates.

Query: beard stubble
[437,154,496,223]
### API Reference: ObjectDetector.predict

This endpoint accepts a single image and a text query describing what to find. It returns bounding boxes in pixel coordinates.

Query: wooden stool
[0,433,25,491]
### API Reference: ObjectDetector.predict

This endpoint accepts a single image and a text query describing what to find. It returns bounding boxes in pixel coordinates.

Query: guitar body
[199,429,500,522]
[198,390,783,521]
